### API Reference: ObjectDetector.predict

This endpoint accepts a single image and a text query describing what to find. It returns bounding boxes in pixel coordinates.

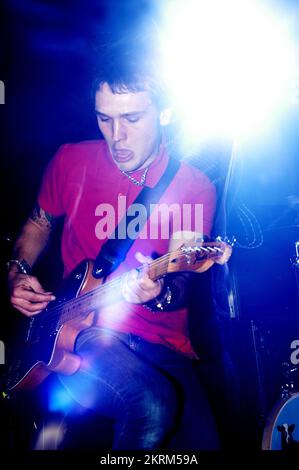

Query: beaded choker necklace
[121,167,149,187]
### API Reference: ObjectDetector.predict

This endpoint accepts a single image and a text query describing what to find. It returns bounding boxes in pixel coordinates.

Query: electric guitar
[4,239,232,396]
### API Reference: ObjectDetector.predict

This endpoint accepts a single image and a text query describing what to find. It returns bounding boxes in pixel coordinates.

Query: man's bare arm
[9,204,57,271]
[8,204,59,316]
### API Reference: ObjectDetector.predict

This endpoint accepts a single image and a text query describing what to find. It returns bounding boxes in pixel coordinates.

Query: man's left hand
[121,252,163,304]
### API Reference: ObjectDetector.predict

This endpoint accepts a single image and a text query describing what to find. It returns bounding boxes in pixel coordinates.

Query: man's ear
[159,108,172,126]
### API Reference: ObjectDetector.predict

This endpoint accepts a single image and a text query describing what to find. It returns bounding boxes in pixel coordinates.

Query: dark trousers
[57,326,220,450]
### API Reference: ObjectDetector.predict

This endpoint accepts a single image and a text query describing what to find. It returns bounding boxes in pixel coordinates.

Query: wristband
[144,285,172,312]
[7,259,32,275]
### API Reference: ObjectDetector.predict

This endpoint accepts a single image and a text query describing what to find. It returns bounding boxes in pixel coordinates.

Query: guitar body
[5,260,100,395]
[4,240,232,396]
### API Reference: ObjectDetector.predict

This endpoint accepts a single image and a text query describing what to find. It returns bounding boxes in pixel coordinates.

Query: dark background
[0,0,299,451]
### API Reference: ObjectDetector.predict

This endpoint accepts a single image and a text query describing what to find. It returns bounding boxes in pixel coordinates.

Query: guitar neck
[56,254,171,326]
[38,241,229,332]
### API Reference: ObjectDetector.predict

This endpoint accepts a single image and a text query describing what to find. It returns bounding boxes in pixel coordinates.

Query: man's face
[95,82,163,172]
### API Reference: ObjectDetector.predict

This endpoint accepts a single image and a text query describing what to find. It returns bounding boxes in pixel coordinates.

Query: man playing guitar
[7,43,227,450]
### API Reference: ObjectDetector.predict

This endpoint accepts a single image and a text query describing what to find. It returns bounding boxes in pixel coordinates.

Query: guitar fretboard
[31,243,226,335]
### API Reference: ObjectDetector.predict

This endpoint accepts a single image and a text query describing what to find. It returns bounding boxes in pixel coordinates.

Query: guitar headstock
[167,239,233,274]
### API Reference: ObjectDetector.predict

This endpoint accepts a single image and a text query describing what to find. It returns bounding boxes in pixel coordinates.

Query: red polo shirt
[38,140,216,357]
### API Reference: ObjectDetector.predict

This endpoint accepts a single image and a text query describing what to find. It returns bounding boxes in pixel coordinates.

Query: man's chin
[113,159,141,173]
[114,162,136,172]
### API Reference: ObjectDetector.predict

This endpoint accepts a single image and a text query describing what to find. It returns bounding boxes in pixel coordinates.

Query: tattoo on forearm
[30,204,57,230]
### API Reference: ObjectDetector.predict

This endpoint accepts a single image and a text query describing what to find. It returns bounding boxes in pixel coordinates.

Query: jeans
[58,327,220,450]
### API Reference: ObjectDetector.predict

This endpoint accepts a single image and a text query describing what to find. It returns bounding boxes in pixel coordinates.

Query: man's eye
[98,116,110,122]
[125,116,140,123]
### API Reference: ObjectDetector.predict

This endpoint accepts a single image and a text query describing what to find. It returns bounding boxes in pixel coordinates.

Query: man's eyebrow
[95,110,110,117]
[122,110,145,117]
[95,110,145,116]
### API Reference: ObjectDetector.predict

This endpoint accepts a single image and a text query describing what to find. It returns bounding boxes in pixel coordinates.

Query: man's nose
[112,120,126,141]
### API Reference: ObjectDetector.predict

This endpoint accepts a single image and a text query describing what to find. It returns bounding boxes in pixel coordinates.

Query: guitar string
[34,250,191,332]
[33,245,224,330]
[36,249,180,327]
[34,251,174,327]
[34,245,224,330]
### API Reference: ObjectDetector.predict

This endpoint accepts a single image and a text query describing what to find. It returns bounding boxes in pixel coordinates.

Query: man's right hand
[8,272,56,317]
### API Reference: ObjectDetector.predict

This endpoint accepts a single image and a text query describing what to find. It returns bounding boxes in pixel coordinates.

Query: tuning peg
[222,235,237,246]
[290,256,299,269]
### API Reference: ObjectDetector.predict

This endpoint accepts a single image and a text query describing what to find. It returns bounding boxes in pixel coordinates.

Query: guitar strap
[92,156,181,278]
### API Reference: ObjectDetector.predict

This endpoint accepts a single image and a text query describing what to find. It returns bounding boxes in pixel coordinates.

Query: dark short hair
[92,42,168,109]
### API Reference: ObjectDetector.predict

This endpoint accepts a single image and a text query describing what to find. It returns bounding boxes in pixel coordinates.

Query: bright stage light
[159,0,296,140]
